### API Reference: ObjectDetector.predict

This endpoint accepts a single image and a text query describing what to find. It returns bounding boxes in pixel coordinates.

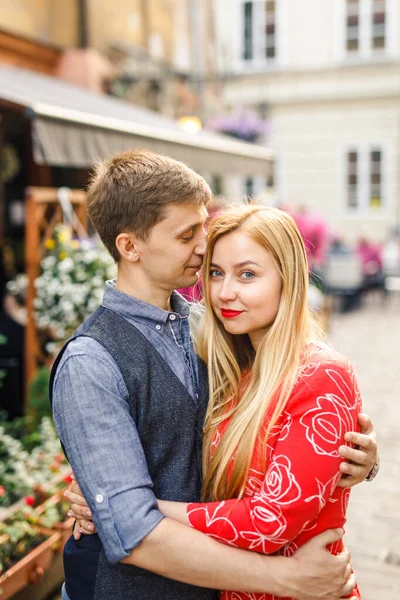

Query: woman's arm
[183,360,362,554]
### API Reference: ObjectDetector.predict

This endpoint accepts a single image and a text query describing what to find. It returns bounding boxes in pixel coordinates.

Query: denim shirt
[52,282,201,563]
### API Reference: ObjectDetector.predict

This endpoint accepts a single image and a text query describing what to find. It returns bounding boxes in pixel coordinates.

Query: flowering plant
[0,520,47,575]
[34,225,117,343]
[7,225,117,347]
[0,417,68,509]
[206,109,270,143]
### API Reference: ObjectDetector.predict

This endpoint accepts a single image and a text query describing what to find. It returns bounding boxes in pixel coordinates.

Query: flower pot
[0,529,61,600]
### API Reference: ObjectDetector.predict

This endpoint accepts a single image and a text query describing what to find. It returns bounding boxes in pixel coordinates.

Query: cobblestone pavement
[49,295,400,600]
[327,294,400,599]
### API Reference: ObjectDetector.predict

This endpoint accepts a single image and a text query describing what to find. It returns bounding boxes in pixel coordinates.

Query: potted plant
[0,520,60,600]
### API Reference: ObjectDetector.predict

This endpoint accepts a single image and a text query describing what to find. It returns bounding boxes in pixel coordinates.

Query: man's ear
[115,232,141,263]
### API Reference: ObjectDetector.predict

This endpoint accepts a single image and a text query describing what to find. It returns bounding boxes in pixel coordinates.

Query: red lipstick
[220,309,244,319]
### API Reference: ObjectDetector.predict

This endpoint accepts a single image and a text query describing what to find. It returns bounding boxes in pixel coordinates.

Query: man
[52,150,378,600]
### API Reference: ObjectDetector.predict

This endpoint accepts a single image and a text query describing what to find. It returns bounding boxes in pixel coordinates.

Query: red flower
[24,495,35,506]
[0,485,5,497]
[63,474,73,484]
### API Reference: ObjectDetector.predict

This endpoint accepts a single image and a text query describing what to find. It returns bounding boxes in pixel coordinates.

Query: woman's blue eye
[210,269,223,277]
[241,271,255,280]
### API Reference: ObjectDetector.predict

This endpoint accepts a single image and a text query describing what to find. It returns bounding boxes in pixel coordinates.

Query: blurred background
[0,1,399,599]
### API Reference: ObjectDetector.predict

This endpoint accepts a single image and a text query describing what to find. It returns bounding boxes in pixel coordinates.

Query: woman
[158,204,362,600]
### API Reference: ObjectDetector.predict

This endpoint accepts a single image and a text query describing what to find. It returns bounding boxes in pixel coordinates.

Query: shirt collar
[102,279,190,326]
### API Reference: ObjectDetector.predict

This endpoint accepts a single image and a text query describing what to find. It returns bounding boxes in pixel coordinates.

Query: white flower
[58,257,74,273]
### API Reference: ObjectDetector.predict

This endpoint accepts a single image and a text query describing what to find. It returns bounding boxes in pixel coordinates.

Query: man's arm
[67,484,355,600]
[52,340,166,563]
[122,519,357,600]
[337,412,379,487]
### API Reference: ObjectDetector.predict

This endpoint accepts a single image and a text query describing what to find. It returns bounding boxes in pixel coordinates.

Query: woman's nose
[218,281,237,302]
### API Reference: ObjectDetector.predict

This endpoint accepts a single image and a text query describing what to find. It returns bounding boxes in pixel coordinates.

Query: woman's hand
[64,475,97,540]
[337,413,379,487]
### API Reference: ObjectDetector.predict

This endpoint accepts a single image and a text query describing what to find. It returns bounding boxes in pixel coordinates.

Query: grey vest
[50,306,218,600]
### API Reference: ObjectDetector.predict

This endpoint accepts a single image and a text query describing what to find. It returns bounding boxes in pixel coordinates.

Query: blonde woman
[157,205,362,600]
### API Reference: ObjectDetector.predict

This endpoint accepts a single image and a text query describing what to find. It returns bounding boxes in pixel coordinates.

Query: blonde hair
[195,204,319,501]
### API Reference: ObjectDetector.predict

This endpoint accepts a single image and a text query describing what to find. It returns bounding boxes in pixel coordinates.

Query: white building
[212,0,400,242]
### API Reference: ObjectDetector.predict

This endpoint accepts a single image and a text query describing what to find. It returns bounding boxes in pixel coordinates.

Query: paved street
[327,293,400,599]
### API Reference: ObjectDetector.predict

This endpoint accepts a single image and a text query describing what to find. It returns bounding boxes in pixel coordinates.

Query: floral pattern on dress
[187,356,363,600]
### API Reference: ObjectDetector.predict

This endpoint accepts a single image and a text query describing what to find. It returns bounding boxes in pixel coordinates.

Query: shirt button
[95,493,104,504]
[156,324,162,330]
[169,314,176,321]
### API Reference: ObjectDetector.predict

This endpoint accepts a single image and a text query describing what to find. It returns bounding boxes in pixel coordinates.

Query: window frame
[338,0,397,62]
[234,0,288,71]
[342,143,389,218]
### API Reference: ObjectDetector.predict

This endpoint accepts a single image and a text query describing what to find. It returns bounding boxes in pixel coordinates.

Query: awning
[0,65,274,175]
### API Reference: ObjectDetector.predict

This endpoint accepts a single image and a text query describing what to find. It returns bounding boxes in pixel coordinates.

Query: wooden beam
[24,187,87,408]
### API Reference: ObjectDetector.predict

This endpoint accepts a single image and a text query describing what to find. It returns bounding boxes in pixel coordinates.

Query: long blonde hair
[195,204,319,501]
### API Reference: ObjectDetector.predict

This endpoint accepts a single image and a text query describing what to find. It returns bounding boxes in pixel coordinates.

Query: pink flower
[0,485,5,497]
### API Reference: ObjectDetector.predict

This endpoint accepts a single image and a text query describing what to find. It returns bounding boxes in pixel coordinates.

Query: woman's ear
[115,232,140,263]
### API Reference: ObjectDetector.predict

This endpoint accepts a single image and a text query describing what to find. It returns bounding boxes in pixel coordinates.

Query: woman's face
[209,230,283,350]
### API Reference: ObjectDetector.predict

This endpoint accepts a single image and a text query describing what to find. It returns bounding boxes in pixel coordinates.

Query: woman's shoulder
[297,341,355,384]
[303,340,350,366]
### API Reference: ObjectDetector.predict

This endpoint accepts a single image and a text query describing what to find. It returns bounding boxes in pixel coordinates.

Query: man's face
[136,202,208,292]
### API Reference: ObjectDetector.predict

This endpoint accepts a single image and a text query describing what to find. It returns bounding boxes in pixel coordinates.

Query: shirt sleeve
[52,337,165,564]
[187,360,362,554]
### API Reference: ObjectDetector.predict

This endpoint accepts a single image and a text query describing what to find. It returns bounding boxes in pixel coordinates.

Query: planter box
[34,492,74,552]
[0,529,61,600]
[54,517,74,553]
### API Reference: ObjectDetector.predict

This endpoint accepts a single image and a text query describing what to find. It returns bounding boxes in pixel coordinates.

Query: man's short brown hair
[86,150,212,261]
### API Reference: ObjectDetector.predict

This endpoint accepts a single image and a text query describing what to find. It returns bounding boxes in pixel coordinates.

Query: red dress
[187,346,362,600]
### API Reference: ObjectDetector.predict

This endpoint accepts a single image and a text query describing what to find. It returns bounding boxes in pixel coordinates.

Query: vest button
[156,324,162,330]
[169,314,176,321]
[96,493,104,504]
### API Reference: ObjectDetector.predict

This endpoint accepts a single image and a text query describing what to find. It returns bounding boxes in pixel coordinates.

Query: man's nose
[195,231,207,256]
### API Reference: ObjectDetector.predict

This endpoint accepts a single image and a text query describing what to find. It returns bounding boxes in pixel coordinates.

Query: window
[240,0,278,65]
[346,150,359,208]
[265,1,276,59]
[346,0,360,54]
[210,174,223,196]
[369,149,382,208]
[345,146,385,212]
[243,2,253,60]
[244,176,255,197]
[344,0,389,57]
[371,0,386,50]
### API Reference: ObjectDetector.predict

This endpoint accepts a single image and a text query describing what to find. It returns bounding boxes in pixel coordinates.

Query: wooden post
[24,187,87,410]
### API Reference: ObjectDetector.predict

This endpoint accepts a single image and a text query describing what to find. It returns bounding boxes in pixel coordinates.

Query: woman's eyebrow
[233,260,261,268]
[210,261,261,269]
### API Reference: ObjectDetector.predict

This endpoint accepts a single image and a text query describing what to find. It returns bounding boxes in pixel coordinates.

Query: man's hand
[337,412,378,487]
[277,529,357,600]
[64,476,96,539]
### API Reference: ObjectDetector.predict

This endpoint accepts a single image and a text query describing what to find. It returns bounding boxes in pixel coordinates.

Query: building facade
[213,0,400,242]
[0,0,216,117]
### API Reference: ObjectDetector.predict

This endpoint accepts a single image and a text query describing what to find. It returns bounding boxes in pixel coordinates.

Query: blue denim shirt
[52,282,201,564]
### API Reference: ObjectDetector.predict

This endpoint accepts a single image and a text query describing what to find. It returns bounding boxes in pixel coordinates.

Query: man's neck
[115,267,172,312]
